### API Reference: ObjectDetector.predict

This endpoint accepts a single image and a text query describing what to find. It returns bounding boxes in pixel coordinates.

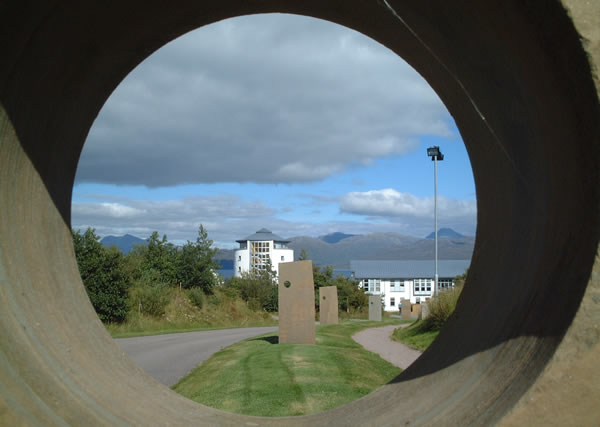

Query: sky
[71,13,477,249]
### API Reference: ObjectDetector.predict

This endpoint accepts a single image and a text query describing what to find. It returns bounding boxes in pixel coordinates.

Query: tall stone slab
[278,260,315,344]
[319,286,338,325]
[368,295,382,321]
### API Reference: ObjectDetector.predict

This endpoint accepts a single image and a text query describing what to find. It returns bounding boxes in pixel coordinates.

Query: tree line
[72,226,368,324]
[72,225,221,323]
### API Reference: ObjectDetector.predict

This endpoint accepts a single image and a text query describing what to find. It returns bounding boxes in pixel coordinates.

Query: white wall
[233,248,250,277]
[233,242,293,278]
[361,278,435,311]
[271,248,294,276]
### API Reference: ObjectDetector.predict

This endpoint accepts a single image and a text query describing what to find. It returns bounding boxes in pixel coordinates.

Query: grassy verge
[173,319,402,417]
[106,289,277,338]
[391,320,439,351]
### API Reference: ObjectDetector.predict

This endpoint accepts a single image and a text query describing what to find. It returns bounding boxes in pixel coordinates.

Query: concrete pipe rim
[1,1,599,425]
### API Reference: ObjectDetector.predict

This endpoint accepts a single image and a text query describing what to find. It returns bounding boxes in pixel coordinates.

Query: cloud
[71,195,277,246]
[73,202,146,218]
[340,188,476,218]
[76,13,452,187]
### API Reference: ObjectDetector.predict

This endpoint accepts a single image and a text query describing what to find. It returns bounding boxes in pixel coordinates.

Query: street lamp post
[427,146,444,298]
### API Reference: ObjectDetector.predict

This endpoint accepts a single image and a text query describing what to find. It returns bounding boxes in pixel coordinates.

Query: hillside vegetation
[73,226,369,336]
[392,272,466,350]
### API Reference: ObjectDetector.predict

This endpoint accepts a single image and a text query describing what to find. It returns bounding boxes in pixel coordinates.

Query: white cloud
[339,188,476,219]
[72,203,146,218]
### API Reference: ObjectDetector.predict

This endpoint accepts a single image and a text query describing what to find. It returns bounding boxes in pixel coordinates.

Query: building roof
[350,260,470,279]
[236,228,290,243]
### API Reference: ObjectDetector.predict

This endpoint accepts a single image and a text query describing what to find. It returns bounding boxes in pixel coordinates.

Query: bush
[225,271,278,312]
[130,283,171,317]
[423,285,463,331]
[188,288,205,309]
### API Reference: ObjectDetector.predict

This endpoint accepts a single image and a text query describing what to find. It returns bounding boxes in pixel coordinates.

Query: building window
[281,256,284,261]
[438,279,454,291]
[414,279,432,295]
[367,279,381,293]
[390,297,395,307]
[238,255,241,261]
[390,279,404,292]
[238,266,241,272]
[250,241,270,272]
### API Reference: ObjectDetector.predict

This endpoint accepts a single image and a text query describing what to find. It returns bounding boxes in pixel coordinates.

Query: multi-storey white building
[350,260,470,311]
[233,228,294,278]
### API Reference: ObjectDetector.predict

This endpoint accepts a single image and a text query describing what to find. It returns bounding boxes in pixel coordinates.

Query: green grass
[391,320,439,351]
[173,319,403,417]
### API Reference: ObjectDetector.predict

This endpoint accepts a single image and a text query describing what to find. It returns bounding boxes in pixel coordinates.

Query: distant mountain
[285,232,473,268]
[319,232,358,244]
[214,231,474,270]
[100,234,147,254]
[425,228,466,239]
[215,248,236,261]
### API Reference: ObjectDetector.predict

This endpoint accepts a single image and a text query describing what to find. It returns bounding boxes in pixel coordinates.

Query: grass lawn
[173,319,403,417]
[391,320,439,351]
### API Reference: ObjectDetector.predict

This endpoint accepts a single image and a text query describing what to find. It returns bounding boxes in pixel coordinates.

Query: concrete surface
[1,1,599,425]
[353,325,421,370]
[116,327,277,386]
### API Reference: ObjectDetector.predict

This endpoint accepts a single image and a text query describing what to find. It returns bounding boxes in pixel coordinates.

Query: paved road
[116,326,277,386]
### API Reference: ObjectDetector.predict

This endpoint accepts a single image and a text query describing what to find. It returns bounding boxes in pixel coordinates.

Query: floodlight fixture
[427,146,444,161]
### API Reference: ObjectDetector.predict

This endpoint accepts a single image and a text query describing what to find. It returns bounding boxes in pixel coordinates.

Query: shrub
[423,285,463,331]
[130,283,171,317]
[188,288,205,309]
[225,271,278,312]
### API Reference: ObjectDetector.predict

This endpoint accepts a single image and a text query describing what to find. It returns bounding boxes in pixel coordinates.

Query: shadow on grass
[250,335,279,344]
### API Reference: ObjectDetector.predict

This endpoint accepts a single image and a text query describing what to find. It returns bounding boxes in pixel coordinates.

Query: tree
[142,231,178,285]
[299,248,309,261]
[177,225,220,293]
[311,265,367,313]
[226,259,278,312]
[72,228,129,323]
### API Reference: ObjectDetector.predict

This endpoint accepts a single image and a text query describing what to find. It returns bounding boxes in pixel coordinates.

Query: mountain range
[216,229,473,269]
[102,229,473,269]
[425,227,466,239]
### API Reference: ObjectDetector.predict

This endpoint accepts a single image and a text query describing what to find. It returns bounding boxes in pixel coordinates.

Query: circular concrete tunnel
[1,1,599,425]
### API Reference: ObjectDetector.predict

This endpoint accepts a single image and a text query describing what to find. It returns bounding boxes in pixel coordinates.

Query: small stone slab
[319,286,338,325]
[369,295,382,321]
[401,298,412,320]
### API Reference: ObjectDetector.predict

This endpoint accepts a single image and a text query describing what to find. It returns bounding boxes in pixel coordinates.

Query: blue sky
[71,14,476,248]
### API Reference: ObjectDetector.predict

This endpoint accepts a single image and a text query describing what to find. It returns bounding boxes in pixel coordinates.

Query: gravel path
[352,324,422,369]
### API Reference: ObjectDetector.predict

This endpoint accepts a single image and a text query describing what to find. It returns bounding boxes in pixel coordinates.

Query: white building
[234,228,294,278]
[350,260,470,311]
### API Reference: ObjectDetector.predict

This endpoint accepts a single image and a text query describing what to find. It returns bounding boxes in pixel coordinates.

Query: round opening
[1,2,598,425]
[284,280,292,288]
